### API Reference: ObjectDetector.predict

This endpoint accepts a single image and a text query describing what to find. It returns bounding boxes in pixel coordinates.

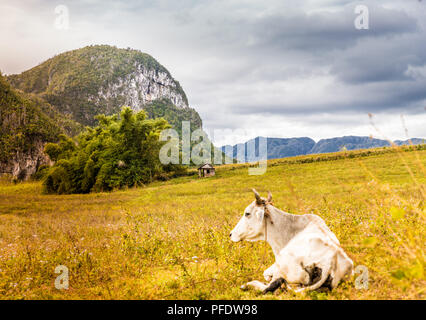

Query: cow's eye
[245,212,251,217]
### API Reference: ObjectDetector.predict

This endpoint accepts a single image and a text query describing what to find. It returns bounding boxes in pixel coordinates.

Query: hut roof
[198,163,214,170]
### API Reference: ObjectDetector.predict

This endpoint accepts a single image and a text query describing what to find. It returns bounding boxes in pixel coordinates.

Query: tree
[43,107,186,194]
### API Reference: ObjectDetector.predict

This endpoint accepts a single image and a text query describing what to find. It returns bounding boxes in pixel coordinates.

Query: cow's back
[303,214,340,246]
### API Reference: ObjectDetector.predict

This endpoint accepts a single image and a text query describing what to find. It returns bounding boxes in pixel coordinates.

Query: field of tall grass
[0,146,424,300]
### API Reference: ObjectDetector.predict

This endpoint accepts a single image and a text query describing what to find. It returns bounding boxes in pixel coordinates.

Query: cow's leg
[241,280,269,292]
[242,262,282,292]
[262,277,287,294]
[329,251,353,289]
[263,263,278,282]
[277,256,311,287]
[242,276,287,294]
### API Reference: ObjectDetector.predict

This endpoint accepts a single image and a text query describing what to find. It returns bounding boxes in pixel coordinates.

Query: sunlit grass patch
[0,147,424,299]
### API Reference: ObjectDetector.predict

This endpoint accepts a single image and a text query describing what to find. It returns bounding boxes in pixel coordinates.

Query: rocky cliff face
[0,139,52,180]
[94,64,188,114]
[0,73,66,180]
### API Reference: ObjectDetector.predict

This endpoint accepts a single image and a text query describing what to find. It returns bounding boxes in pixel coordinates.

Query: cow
[230,189,354,294]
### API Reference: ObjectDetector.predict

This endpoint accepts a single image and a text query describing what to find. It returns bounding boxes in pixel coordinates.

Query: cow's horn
[267,191,272,203]
[252,188,262,204]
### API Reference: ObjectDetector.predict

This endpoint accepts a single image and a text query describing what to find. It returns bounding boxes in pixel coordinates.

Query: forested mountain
[7,45,197,127]
[310,136,424,154]
[1,45,205,180]
[143,98,202,134]
[221,137,316,162]
[222,136,425,161]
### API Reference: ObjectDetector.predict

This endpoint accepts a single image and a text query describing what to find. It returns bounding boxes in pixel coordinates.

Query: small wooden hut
[198,163,215,178]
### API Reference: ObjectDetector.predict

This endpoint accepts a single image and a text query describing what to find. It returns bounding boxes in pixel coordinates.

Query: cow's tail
[295,255,336,293]
[296,265,330,292]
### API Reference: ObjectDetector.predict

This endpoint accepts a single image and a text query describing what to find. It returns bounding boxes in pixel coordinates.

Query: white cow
[230,189,354,293]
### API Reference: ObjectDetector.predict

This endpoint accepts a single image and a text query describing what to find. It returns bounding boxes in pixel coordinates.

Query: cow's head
[230,189,272,242]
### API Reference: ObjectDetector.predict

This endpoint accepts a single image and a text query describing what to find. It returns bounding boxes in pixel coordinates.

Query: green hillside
[0,73,81,170]
[144,98,202,134]
[7,45,192,127]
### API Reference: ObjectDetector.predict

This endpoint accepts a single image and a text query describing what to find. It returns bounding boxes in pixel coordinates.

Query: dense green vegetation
[7,45,190,126]
[43,107,187,194]
[144,98,202,134]
[0,73,80,163]
[144,98,228,165]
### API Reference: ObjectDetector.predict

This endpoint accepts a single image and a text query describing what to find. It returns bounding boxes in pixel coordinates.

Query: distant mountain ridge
[221,137,315,162]
[221,136,425,162]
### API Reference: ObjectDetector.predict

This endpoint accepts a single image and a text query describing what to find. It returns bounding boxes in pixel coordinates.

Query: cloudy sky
[1,0,425,145]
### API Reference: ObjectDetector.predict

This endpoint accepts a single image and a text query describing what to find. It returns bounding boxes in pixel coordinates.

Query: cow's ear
[267,191,272,203]
[252,188,262,205]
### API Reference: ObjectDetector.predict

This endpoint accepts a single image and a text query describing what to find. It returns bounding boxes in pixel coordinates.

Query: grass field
[0,147,425,300]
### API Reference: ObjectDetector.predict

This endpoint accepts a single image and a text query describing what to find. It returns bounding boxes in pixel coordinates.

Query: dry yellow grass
[0,147,425,299]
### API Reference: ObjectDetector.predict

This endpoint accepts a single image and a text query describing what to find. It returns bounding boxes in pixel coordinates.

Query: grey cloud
[330,33,426,84]
[243,5,418,53]
[229,78,426,116]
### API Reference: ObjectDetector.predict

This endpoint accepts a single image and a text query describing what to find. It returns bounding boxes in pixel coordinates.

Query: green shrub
[32,164,50,180]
